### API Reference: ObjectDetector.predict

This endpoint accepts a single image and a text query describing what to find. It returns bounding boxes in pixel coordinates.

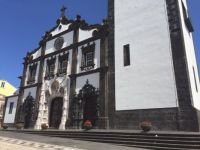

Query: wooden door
[83,96,97,126]
[49,97,63,128]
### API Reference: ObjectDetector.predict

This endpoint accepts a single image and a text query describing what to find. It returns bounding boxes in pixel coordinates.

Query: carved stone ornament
[45,90,51,98]
[51,80,60,92]
[54,37,64,50]
[59,87,65,95]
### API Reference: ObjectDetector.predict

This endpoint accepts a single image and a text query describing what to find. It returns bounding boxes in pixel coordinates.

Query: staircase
[8,130,200,150]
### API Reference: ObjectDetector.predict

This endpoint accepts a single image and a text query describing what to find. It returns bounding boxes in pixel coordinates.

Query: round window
[54,37,64,50]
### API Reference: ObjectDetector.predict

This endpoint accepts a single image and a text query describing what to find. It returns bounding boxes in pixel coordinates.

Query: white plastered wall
[32,48,41,59]
[51,23,71,36]
[79,29,95,42]
[76,39,101,74]
[178,0,200,110]
[24,61,40,87]
[4,96,18,123]
[114,0,178,110]
[23,87,37,102]
[76,73,99,93]
[45,31,74,55]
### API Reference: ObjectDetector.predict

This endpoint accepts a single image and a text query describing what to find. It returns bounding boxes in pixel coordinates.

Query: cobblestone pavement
[0,136,83,150]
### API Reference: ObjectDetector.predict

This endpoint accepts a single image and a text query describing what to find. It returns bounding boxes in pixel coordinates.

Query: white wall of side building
[4,96,18,123]
[114,0,178,110]
[178,0,200,110]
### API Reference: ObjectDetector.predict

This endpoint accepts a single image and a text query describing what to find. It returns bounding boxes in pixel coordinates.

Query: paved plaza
[0,131,144,150]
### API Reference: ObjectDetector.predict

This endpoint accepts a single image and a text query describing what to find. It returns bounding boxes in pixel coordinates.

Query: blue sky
[0,0,199,88]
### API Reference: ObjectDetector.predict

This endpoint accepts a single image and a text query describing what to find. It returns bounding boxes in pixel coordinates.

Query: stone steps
[9,130,200,149]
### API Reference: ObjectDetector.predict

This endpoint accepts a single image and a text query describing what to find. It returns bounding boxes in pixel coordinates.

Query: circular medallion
[54,37,64,50]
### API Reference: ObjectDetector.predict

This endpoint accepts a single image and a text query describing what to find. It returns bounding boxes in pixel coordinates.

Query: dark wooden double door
[49,97,63,129]
[83,96,98,126]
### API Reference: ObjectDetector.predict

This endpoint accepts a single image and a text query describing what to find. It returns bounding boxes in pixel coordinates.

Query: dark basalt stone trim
[24,35,103,65]
[28,18,108,58]
[6,94,19,98]
[15,61,28,123]
[98,36,109,129]
[115,108,178,130]
[107,0,115,129]
[29,47,41,55]
[20,82,42,89]
[68,27,79,128]
[69,67,108,79]
[32,42,46,127]
[165,0,199,131]
[2,98,8,124]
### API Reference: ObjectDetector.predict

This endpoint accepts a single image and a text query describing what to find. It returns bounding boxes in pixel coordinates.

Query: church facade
[3,0,200,131]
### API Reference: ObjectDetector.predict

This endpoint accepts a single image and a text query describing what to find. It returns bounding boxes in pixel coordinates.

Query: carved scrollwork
[59,87,65,95]
[45,89,51,98]
[51,80,60,92]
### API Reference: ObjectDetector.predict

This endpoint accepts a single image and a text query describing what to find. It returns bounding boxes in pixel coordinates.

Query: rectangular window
[57,54,68,75]
[58,59,67,74]
[9,102,14,114]
[193,66,198,92]
[80,44,95,71]
[1,82,5,88]
[124,44,130,66]
[85,52,94,66]
[49,63,55,76]
[27,64,37,84]
[45,58,56,80]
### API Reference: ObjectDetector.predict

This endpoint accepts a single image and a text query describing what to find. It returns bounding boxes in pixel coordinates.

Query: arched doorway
[49,97,63,128]
[23,94,34,129]
[83,95,98,126]
[72,80,99,128]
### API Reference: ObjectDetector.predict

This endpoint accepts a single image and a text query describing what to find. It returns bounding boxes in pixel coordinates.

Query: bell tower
[108,0,200,131]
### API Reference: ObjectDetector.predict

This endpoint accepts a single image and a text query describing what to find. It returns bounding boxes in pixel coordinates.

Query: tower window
[9,102,14,114]
[192,66,198,92]
[123,44,130,66]
[1,82,5,88]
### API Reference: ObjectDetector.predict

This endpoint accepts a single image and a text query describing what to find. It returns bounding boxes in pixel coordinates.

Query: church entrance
[83,95,98,126]
[71,80,99,129]
[49,97,63,129]
[23,94,34,129]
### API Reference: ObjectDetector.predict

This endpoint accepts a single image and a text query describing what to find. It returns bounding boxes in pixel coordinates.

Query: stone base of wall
[114,107,200,132]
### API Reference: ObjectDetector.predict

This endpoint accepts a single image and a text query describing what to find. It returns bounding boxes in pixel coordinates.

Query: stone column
[34,74,46,130]
[59,87,69,130]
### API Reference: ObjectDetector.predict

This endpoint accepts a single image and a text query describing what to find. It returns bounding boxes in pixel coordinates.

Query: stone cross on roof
[60,5,67,18]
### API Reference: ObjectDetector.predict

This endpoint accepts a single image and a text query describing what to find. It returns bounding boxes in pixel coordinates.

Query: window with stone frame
[57,53,68,76]
[9,102,14,114]
[27,63,37,84]
[45,58,56,79]
[80,43,95,71]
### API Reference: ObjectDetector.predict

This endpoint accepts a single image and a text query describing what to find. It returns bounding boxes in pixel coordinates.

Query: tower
[108,0,200,131]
